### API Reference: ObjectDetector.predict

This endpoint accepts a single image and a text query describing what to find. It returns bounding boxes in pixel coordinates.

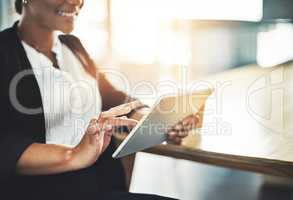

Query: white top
[21,35,102,147]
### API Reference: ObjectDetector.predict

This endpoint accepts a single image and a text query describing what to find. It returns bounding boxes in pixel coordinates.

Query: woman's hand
[71,101,142,170]
[167,114,199,145]
[16,101,143,175]
[128,106,200,145]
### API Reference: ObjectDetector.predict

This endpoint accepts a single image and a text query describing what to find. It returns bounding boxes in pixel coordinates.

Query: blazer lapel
[7,22,46,138]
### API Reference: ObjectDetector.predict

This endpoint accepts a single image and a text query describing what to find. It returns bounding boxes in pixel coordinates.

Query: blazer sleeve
[0,51,44,183]
[0,128,37,182]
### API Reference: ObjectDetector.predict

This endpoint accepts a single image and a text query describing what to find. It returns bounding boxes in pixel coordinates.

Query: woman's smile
[55,8,79,25]
[56,8,79,19]
[19,0,83,33]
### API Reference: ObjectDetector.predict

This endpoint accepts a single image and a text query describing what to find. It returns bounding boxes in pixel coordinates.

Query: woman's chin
[60,26,74,34]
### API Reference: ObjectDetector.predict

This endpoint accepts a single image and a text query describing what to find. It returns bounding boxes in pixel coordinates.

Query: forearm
[16,143,79,175]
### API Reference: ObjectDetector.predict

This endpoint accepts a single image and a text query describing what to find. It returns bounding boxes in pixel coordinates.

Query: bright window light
[257,23,293,67]
[111,0,262,65]
[111,0,160,64]
[159,0,263,22]
[73,0,108,59]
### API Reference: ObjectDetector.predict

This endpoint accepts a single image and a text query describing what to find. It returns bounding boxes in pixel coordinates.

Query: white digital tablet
[112,88,213,158]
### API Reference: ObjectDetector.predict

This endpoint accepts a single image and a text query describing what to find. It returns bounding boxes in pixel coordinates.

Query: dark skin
[16,0,198,176]
[17,0,82,68]
[17,0,198,145]
[16,0,147,175]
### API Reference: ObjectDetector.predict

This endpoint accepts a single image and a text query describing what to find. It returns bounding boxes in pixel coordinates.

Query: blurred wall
[189,21,258,75]
[0,0,18,31]
[263,0,293,19]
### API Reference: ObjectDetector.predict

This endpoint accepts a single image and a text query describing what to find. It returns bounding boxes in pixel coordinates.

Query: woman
[0,0,198,199]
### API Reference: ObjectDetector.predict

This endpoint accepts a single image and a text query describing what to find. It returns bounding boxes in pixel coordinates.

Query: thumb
[102,130,112,153]
[101,124,113,153]
[96,129,105,143]
[83,122,99,146]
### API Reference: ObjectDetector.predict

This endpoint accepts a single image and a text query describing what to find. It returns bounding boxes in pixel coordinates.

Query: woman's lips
[56,10,79,18]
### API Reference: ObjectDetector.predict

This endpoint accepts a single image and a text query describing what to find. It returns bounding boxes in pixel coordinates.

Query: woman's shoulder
[0,25,14,38]
[59,34,89,58]
[59,34,84,51]
[59,33,78,40]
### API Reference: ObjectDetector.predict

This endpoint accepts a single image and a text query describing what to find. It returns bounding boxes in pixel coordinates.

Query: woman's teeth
[57,10,77,17]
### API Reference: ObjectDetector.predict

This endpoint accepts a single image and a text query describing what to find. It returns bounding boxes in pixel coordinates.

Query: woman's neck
[18,16,54,54]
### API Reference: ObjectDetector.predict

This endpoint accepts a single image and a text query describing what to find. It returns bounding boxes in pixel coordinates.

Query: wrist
[65,147,85,171]
[68,145,99,171]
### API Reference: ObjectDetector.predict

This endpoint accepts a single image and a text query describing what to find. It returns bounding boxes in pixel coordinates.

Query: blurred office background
[1,0,293,199]
[2,0,293,94]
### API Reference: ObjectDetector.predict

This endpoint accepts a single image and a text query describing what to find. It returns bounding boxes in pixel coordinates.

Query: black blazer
[0,22,131,199]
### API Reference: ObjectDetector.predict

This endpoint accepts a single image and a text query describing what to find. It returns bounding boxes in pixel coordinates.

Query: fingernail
[168,131,176,138]
[175,124,182,130]
[124,105,131,110]
[90,118,98,125]
[178,131,184,137]
[182,121,188,126]
[105,124,113,131]
[87,125,96,134]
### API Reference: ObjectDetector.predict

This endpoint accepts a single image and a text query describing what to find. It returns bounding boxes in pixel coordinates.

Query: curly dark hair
[15,0,23,14]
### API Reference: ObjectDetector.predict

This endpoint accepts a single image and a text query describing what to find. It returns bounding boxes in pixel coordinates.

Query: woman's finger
[100,101,144,118]
[174,123,183,131]
[167,131,177,140]
[86,121,99,135]
[170,137,182,145]
[186,124,193,131]
[177,130,189,137]
[169,130,189,138]
[95,126,113,144]
[182,115,196,126]
[181,114,199,130]
[101,131,112,153]
[102,117,138,129]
